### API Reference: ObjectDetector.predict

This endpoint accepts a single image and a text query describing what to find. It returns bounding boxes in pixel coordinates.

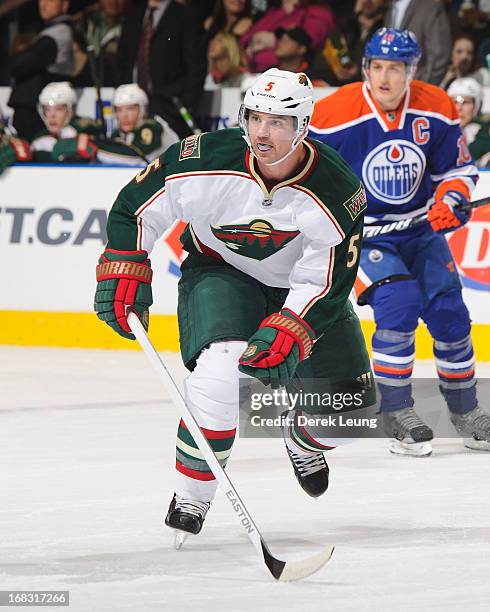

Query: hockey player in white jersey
[95,69,374,539]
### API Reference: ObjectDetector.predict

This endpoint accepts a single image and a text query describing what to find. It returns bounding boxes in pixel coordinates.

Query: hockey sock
[175,419,236,494]
[372,329,415,412]
[174,341,243,502]
[284,410,337,454]
[434,334,477,414]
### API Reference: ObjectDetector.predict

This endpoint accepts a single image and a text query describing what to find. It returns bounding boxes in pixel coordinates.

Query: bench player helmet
[239,68,314,165]
[363,28,421,80]
[447,77,483,118]
[113,84,149,127]
[38,81,77,127]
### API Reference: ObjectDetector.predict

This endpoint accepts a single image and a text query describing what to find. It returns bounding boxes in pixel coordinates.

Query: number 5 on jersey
[346,233,360,268]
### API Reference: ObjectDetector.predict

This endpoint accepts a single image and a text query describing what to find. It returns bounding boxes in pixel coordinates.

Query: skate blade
[173,530,189,550]
[388,439,432,457]
[464,437,490,451]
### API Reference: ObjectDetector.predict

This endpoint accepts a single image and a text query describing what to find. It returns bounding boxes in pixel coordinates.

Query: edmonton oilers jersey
[309,80,478,226]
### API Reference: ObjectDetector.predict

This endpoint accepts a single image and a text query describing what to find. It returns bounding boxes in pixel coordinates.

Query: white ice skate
[450,407,490,451]
[382,408,434,457]
[165,494,211,550]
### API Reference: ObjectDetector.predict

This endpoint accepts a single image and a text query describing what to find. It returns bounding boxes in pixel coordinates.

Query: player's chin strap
[258,127,308,167]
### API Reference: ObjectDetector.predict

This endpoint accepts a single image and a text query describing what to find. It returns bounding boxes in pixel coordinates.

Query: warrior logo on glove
[239,309,315,389]
[94,249,153,339]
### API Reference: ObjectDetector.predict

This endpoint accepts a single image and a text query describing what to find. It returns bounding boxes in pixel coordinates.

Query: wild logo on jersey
[362,139,427,205]
[211,219,300,260]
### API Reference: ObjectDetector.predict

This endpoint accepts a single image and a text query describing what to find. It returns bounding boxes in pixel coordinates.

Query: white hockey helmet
[447,77,483,117]
[113,84,149,125]
[38,81,77,126]
[239,68,314,165]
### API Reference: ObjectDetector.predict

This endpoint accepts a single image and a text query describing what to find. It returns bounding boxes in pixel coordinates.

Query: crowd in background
[0,0,489,168]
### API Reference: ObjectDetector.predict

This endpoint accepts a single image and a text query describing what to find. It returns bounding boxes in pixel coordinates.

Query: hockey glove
[52,134,97,162]
[238,309,315,389]
[0,138,31,174]
[428,190,470,234]
[95,249,153,340]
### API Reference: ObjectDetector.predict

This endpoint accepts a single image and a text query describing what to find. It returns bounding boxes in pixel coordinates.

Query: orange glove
[427,190,470,234]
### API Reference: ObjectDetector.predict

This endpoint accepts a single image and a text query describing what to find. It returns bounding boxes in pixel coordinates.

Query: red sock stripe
[179,419,236,440]
[298,420,335,450]
[437,368,475,379]
[374,364,413,376]
[176,460,216,481]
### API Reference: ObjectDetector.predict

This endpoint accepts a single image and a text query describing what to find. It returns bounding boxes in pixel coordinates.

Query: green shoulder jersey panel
[469,120,490,164]
[303,138,367,236]
[106,129,248,250]
[298,139,366,333]
[165,128,248,176]
[99,120,164,161]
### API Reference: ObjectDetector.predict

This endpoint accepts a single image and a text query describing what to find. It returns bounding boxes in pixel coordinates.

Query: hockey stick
[363,196,490,238]
[127,312,334,582]
[172,96,202,136]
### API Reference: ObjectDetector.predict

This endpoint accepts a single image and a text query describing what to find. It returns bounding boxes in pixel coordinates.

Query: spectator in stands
[116,0,207,138]
[384,0,451,84]
[30,81,101,162]
[204,0,254,41]
[205,32,252,88]
[8,0,74,141]
[241,0,334,73]
[456,1,490,49]
[448,76,490,167]
[440,34,477,89]
[96,83,179,164]
[310,0,387,86]
[73,0,129,87]
[275,26,312,73]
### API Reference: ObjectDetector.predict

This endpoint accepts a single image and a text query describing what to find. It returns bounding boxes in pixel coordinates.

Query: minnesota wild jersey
[106,128,367,334]
[96,117,179,165]
[30,117,103,162]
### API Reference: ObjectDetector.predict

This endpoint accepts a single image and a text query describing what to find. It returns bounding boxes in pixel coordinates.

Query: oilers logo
[362,139,426,205]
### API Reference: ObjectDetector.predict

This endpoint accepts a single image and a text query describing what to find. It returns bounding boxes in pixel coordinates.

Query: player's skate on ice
[282,412,330,497]
[165,494,211,549]
[382,407,434,457]
[450,406,490,451]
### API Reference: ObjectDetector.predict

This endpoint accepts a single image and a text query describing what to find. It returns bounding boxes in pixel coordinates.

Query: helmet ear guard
[239,68,314,166]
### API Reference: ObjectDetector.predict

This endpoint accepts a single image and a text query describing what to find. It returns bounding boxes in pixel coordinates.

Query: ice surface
[1,347,489,612]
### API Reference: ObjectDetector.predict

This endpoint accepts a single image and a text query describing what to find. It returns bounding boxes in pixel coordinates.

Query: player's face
[367,59,407,111]
[116,104,140,133]
[452,95,475,127]
[43,104,70,134]
[38,0,68,21]
[247,111,296,164]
